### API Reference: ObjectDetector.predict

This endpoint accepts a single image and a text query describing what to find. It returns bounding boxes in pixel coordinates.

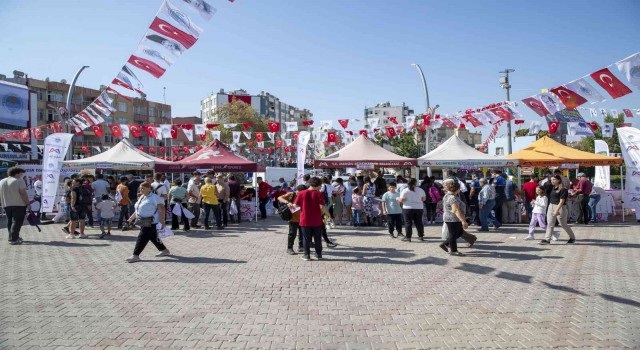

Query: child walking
[526,186,547,240]
[382,182,403,238]
[95,194,116,239]
[351,188,364,227]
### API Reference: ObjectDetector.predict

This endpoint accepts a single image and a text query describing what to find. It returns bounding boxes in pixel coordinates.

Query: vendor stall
[505,136,623,167]
[314,134,417,168]
[155,139,257,172]
[63,139,170,170]
[418,135,519,168]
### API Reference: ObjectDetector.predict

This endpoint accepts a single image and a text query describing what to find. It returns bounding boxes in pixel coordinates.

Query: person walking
[95,194,116,239]
[0,167,29,245]
[68,178,90,239]
[525,186,547,241]
[382,182,403,238]
[574,172,593,225]
[228,175,241,223]
[491,170,506,225]
[125,182,170,263]
[278,184,305,254]
[293,177,331,261]
[168,179,190,232]
[116,176,130,231]
[478,178,500,232]
[398,178,426,242]
[257,176,273,219]
[216,175,230,226]
[439,180,468,256]
[92,173,110,222]
[540,175,576,245]
[201,177,222,230]
[187,173,201,228]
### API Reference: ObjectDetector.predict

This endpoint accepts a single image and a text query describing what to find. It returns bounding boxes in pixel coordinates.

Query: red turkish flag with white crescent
[521,97,550,117]
[550,86,588,110]
[143,125,157,138]
[129,124,142,138]
[172,146,179,154]
[548,121,560,134]
[388,116,398,125]
[182,146,190,153]
[170,125,178,139]
[149,17,197,49]
[92,125,104,137]
[255,132,263,142]
[302,120,314,126]
[275,139,283,148]
[337,119,349,129]
[385,126,396,138]
[359,129,368,136]
[327,131,337,143]
[623,109,634,118]
[587,121,599,131]
[33,127,42,139]
[492,107,514,121]
[128,55,166,79]
[205,123,219,129]
[292,132,299,142]
[111,78,137,93]
[268,122,280,132]
[199,134,207,141]
[590,68,632,99]
[109,124,123,138]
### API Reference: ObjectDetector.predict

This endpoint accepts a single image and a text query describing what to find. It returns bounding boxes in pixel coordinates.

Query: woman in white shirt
[398,178,426,242]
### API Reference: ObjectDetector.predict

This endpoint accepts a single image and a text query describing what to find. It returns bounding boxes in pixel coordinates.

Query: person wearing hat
[574,172,592,225]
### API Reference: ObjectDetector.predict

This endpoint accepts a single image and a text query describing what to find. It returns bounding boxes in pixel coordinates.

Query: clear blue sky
[2,0,639,135]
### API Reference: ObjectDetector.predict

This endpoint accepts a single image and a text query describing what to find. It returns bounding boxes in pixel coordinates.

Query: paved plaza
[1,217,639,349]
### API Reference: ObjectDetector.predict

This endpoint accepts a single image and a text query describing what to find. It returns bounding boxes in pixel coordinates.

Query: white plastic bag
[172,203,183,217]
[229,201,238,215]
[157,223,174,239]
[181,206,195,220]
[441,222,449,240]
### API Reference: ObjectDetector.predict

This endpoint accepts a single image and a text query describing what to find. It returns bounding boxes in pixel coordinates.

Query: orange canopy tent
[506,136,623,167]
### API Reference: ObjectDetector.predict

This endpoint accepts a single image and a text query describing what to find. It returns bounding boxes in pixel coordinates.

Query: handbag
[135,208,157,228]
[278,204,292,221]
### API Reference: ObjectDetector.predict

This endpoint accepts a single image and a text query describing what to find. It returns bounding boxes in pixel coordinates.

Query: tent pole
[253,175,258,223]
[621,165,624,223]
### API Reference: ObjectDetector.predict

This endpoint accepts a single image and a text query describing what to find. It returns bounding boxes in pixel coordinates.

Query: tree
[515,128,548,139]
[577,113,624,154]
[372,131,422,159]
[204,100,269,145]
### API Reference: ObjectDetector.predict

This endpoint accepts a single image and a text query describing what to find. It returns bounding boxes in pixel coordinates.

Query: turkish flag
[128,55,166,79]
[423,113,431,126]
[92,125,104,137]
[590,68,632,99]
[111,78,137,93]
[81,146,89,154]
[33,127,42,139]
[292,132,299,142]
[284,146,290,153]
[302,120,314,126]
[458,123,466,129]
[148,146,156,153]
[205,123,219,129]
[338,119,349,129]
[587,121,599,131]
[159,146,166,153]
[106,86,132,102]
[149,17,197,48]
[418,124,427,133]
[259,148,265,153]
[623,109,634,118]
[327,131,337,143]
[255,132,263,142]
[441,118,456,128]
[182,146,190,153]
[386,126,396,138]
[548,121,560,134]
[195,145,202,152]
[109,124,123,138]
[521,97,550,117]
[268,122,280,132]
[242,122,254,131]
[463,114,483,127]
[143,125,157,138]
[199,134,207,141]
[172,146,179,154]
[514,120,525,125]
[171,125,178,139]
[137,146,146,152]
[129,124,142,138]
[493,107,514,121]
[550,86,588,109]
[275,139,283,148]
[388,116,398,125]
[359,129,368,136]
[248,141,254,147]
[74,128,84,136]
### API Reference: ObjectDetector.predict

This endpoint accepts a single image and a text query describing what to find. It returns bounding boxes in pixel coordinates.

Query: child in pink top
[351,188,364,226]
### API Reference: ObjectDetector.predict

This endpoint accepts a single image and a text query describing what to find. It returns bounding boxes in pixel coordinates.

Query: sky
[2,0,640,137]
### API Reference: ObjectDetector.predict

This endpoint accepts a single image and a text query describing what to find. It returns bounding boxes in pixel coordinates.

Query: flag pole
[621,165,625,222]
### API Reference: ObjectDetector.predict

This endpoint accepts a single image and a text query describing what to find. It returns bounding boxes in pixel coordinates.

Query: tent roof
[63,139,169,170]
[506,136,623,167]
[314,134,417,168]
[417,135,519,168]
[155,139,257,172]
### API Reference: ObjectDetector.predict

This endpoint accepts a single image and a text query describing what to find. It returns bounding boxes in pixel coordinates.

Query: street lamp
[499,69,514,155]
[64,65,90,160]
[411,63,437,175]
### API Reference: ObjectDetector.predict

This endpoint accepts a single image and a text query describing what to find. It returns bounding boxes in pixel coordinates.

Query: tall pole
[412,63,433,176]
[64,65,90,160]
[500,69,514,155]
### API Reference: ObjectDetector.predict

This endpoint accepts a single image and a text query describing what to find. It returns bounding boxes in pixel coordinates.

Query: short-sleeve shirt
[135,193,163,224]
[443,193,465,222]
[399,187,425,210]
[382,191,402,214]
[116,184,130,205]
[0,177,28,207]
[168,186,187,203]
[576,178,593,196]
[152,181,168,198]
[200,184,218,205]
[92,179,110,199]
[522,181,538,203]
[95,200,116,219]
[187,182,201,204]
[294,189,325,227]
[549,188,569,205]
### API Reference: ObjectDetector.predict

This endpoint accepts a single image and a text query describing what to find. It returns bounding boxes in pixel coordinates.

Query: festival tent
[155,139,257,172]
[505,136,623,167]
[314,134,417,168]
[63,139,170,170]
[417,135,519,168]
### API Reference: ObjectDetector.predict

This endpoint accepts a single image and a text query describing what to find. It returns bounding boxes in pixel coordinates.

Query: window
[47,91,64,102]
[149,107,155,117]
[118,102,127,112]
[35,88,45,101]
[118,117,127,124]
[38,109,45,121]
[47,109,56,122]
[383,111,389,116]
[104,116,114,124]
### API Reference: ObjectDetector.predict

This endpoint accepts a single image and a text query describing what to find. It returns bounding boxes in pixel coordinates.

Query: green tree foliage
[577,114,624,154]
[204,100,269,145]
[373,132,422,158]
[515,128,548,139]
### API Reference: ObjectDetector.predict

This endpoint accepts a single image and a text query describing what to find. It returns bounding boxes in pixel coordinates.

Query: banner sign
[547,109,587,123]
[617,127,640,213]
[0,80,29,132]
[296,131,311,184]
[356,163,375,170]
[41,133,74,212]
[594,140,611,189]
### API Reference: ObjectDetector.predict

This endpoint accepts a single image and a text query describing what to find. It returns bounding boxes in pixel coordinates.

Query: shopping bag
[229,201,238,215]
[441,222,449,240]
[181,206,195,220]
[157,224,174,239]
[172,203,183,217]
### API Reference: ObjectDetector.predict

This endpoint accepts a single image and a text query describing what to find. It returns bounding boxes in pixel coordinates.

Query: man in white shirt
[1,167,29,244]
[188,173,201,228]
[33,175,44,219]
[91,173,110,221]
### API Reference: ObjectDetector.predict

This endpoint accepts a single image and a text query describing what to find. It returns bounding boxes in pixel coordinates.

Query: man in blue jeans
[293,177,331,261]
[478,178,501,231]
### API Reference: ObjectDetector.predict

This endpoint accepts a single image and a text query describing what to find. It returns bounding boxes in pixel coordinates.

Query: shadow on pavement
[495,271,533,283]
[470,244,550,253]
[599,293,640,308]
[455,262,496,275]
[153,256,247,264]
[463,250,564,261]
[540,281,588,296]
[22,241,111,247]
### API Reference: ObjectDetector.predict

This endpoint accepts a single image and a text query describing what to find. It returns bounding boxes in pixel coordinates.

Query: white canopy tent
[63,139,170,170]
[418,135,519,168]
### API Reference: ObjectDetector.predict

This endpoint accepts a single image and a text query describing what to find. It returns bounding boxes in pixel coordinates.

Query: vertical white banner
[296,131,311,184]
[617,127,640,217]
[41,133,74,212]
[594,140,611,189]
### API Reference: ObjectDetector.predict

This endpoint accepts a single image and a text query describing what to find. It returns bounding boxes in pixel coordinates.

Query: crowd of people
[0,165,605,261]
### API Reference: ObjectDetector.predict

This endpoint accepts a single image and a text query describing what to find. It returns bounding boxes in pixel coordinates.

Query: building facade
[364,102,414,128]
[1,70,172,156]
[431,127,483,148]
[201,89,312,125]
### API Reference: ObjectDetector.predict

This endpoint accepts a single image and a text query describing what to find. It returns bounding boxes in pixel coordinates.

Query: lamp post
[499,69,515,155]
[411,63,438,176]
[64,65,90,160]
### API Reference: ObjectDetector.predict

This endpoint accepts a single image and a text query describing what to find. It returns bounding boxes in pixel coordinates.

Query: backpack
[279,193,296,221]
[76,187,93,206]
[429,185,442,203]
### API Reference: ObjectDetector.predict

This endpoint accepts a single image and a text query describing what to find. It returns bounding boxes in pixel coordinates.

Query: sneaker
[397,232,405,237]
[99,233,107,239]
[401,237,411,242]
[326,242,337,248]
[65,234,76,239]
[539,240,550,245]
[418,237,425,241]
[287,248,296,255]
[9,240,22,245]
[78,234,88,239]
[301,255,311,261]
[298,246,304,253]
[155,249,171,257]
[315,255,323,260]
[552,232,560,241]
[523,235,535,240]
[107,231,111,235]
[62,226,70,234]
[567,239,576,244]
[389,233,396,238]
[125,255,141,263]
[438,242,449,253]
